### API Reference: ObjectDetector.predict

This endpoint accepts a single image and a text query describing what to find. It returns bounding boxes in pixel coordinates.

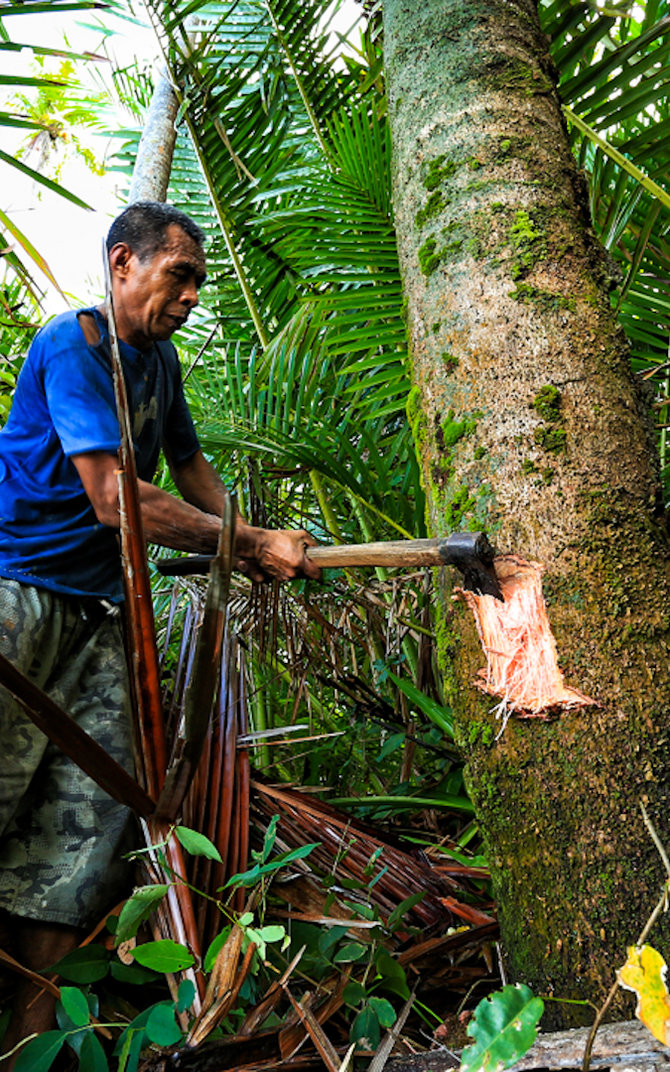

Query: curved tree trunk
[384,0,670,1022]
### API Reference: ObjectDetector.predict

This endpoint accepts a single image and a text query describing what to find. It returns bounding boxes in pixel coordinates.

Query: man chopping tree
[0,201,319,1058]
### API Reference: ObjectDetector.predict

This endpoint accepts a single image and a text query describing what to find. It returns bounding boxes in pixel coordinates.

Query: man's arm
[71,451,320,581]
[169,449,227,513]
[171,450,318,580]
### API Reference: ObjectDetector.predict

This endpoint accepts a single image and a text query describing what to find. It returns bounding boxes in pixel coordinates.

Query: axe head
[439,531,504,601]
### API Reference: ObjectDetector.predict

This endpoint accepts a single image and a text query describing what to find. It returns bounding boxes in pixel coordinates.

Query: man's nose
[181,278,199,308]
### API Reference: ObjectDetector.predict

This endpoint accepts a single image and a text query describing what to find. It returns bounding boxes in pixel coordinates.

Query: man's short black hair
[106,202,205,260]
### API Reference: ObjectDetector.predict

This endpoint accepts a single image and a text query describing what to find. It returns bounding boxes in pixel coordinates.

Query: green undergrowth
[2,790,491,1071]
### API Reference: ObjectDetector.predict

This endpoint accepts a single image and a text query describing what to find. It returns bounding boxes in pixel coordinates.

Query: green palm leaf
[542,0,670,427]
[0,0,115,285]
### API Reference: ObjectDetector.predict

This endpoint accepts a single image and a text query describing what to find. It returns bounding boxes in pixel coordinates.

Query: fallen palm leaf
[252,779,486,931]
[238,944,306,1038]
[186,924,254,1048]
[283,987,342,1072]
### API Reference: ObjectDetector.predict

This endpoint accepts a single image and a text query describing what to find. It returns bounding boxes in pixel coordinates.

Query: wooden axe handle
[154,532,503,600]
[155,540,443,575]
[306,538,443,568]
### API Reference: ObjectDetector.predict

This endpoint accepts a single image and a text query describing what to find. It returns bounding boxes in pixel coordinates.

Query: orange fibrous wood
[456,554,596,718]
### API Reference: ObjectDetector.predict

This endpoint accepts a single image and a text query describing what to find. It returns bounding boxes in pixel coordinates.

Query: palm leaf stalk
[104,247,167,797]
[103,247,213,1007]
[0,650,155,816]
[156,494,235,821]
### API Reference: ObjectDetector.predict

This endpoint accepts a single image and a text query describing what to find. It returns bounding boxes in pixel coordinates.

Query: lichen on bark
[384,0,670,1022]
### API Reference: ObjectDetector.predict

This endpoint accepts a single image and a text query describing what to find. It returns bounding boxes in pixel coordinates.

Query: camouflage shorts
[0,578,135,928]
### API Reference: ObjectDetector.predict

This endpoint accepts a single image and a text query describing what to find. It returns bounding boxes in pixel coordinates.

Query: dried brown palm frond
[155,578,252,947]
[104,252,166,799]
[250,779,492,932]
[156,495,236,821]
[103,258,229,1012]
[175,564,450,783]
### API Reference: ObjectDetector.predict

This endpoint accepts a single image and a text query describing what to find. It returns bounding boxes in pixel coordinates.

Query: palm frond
[542,0,670,440]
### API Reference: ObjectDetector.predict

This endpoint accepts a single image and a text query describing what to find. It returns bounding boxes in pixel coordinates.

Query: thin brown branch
[103,247,166,796]
[0,652,155,818]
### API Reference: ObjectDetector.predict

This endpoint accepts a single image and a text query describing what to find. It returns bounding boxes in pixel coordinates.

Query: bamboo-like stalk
[155,499,235,820]
[103,247,167,797]
[0,652,155,817]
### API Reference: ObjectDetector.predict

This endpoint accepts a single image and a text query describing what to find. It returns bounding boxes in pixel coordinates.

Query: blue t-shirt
[0,307,200,602]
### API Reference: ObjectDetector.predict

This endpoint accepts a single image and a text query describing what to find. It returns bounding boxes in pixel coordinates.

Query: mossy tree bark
[384,0,670,1022]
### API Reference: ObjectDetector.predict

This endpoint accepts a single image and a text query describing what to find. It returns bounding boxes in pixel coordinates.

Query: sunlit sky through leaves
[1,7,159,313]
[1,2,361,318]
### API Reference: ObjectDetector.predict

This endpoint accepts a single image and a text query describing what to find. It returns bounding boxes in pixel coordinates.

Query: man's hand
[235,524,321,583]
[71,450,321,583]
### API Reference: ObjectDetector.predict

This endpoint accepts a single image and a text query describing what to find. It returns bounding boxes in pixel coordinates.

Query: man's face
[112,223,207,351]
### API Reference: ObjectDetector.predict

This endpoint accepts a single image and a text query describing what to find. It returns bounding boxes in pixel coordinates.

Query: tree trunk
[384,0,670,1023]
[128,66,179,204]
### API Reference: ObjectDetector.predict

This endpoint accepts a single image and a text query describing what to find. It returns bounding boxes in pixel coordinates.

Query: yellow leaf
[617,945,670,1046]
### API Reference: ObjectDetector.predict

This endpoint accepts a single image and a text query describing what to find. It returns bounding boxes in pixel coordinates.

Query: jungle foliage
[124,0,670,805]
[1,0,669,1065]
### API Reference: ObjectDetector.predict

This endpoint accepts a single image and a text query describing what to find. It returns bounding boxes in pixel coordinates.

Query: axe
[156,530,504,601]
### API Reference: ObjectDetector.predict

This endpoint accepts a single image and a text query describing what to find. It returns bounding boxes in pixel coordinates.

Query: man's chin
[154,322,182,341]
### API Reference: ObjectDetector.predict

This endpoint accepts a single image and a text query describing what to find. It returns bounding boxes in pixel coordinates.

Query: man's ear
[108,242,134,277]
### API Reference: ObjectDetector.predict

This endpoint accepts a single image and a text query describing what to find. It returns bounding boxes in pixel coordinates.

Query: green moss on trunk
[385,0,670,1021]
